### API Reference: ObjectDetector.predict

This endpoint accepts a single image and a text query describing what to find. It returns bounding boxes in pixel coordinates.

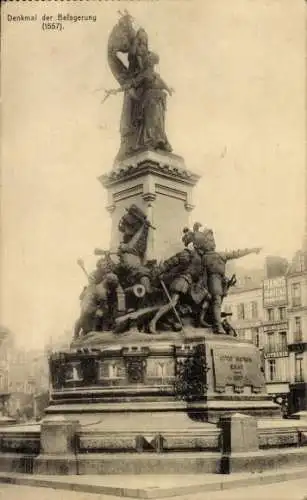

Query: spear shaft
[159,279,185,335]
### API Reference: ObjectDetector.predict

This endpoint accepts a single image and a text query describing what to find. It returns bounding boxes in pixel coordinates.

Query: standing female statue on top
[106,11,173,161]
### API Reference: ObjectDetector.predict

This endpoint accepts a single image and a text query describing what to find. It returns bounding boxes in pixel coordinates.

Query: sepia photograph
[0,0,306,499]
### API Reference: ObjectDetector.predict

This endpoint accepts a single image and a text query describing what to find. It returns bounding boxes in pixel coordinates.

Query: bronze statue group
[76,14,262,339]
[97,10,173,161]
[74,204,261,339]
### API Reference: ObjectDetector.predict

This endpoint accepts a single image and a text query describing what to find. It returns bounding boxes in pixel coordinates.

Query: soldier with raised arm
[201,228,261,334]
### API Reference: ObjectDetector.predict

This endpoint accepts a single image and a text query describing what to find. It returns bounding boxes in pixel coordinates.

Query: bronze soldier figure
[149,229,211,334]
[74,257,119,338]
[202,228,261,334]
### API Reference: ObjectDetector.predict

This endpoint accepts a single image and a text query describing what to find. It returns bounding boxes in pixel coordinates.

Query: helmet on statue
[202,228,216,251]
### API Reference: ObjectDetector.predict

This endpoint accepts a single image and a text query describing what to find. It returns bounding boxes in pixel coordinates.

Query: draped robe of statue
[107,15,172,160]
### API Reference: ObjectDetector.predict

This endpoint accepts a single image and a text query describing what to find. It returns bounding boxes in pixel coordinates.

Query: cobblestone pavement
[1,479,307,500]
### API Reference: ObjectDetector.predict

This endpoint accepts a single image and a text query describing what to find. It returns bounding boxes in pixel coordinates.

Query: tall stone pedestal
[3,330,307,477]
[45,329,280,455]
[100,150,200,260]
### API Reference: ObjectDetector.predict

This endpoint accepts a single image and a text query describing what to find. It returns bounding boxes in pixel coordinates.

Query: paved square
[1,479,307,500]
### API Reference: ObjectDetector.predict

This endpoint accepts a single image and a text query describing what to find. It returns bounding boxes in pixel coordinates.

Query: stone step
[0,467,307,499]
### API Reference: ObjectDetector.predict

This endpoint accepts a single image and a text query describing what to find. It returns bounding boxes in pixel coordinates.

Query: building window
[244,329,253,342]
[237,329,245,341]
[25,382,33,394]
[252,328,260,347]
[278,307,287,321]
[268,359,276,382]
[294,317,302,342]
[237,303,245,320]
[278,331,287,350]
[295,354,304,382]
[298,255,305,272]
[223,305,232,315]
[267,308,274,322]
[267,332,275,350]
[251,301,258,319]
[292,283,302,307]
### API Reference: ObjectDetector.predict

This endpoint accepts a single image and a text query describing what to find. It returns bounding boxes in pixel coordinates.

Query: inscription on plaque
[212,346,265,392]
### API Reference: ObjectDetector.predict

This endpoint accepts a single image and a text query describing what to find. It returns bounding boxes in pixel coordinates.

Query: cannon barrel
[94,248,119,256]
[124,284,146,298]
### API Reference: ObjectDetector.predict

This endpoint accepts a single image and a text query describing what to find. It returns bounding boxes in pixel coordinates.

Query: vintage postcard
[0,0,306,499]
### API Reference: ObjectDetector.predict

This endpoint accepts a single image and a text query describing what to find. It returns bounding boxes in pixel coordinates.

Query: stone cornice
[99,150,200,188]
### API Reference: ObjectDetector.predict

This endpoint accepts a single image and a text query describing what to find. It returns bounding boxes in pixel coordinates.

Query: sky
[1,0,306,349]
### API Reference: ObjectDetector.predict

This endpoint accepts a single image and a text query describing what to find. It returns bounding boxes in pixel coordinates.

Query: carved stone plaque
[65,362,83,382]
[146,357,175,380]
[125,357,147,384]
[212,345,265,393]
[98,359,126,380]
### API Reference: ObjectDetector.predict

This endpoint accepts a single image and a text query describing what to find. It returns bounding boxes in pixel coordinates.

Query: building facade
[223,251,307,414]
[262,276,289,412]
[0,329,13,394]
[223,281,264,348]
[287,250,307,413]
[0,329,50,419]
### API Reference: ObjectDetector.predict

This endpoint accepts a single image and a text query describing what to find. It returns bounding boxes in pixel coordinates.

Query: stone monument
[44,11,280,459]
[100,11,199,260]
[3,12,307,482]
